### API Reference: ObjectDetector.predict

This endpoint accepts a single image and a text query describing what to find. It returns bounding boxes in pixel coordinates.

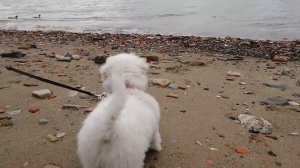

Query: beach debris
[238,114,272,134]
[235,146,250,154]
[272,56,288,62]
[38,118,48,125]
[18,44,37,50]
[0,51,25,58]
[62,104,88,110]
[297,80,300,87]
[55,55,71,62]
[260,97,289,106]
[6,110,21,116]
[288,101,299,106]
[23,83,38,87]
[166,93,179,99]
[288,132,299,136]
[93,55,107,64]
[151,78,170,87]
[32,89,52,99]
[143,55,159,62]
[0,116,13,127]
[56,132,66,139]
[195,140,203,146]
[268,151,277,157]
[28,106,40,113]
[46,134,58,142]
[43,164,60,168]
[169,84,179,90]
[263,82,288,90]
[227,71,242,77]
[72,54,81,60]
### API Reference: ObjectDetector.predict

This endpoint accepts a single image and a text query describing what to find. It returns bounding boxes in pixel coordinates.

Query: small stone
[79,93,90,99]
[28,107,40,113]
[260,97,289,106]
[238,114,272,134]
[64,52,72,58]
[0,50,25,58]
[268,151,277,157]
[23,83,39,87]
[239,82,247,85]
[288,101,299,106]
[56,132,66,138]
[18,44,37,50]
[288,132,299,136]
[38,118,48,125]
[151,78,170,87]
[263,82,288,90]
[6,110,21,116]
[180,110,186,113]
[226,77,235,81]
[0,107,5,113]
[62,104,87,110]
[46,134,58,142]
[72,54,81,60]
[209,148,218,151]
[272,56,288,62]
[32,89,52,99]
[227,71,242,77]
[94,55,107,64]
[265,134,278,140]
[195,140,203,146]
[178,86,187,90]
[55,55,71,62]
[144,55,159,62]
[57,72,67,77]
[166,93,178,99]
[85,107,94,112]
[235,146,250,154]
[204,86,209,90]
[43,164,60,168]
[169,84,178,90]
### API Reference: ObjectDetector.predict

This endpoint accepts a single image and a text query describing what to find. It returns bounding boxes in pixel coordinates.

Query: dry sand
[0,31,300,168]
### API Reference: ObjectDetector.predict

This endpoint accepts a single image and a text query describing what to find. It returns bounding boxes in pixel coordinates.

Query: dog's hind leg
[150,130,162,151]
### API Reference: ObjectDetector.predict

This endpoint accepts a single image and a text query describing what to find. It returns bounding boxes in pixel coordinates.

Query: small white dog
[77,53,162,168]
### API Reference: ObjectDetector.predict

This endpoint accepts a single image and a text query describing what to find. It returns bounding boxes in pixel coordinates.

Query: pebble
[0,107,5,113]
[204,86,209,90]
[43,164,60,168]
[38,118,48,125]
[169,84,179,90]
[288,101,299,106]
[72,54,81,60]
[152,78,170,87]
[166,93,179,99]
[238,114,272,134]
[227,71,242,77]
[57,72,67,77]
[6,110,21,116]
[56,132,66,138]
[288,132,299,136]
[272,56,288,62]
[195,140,203,146]
[235,146,250,154]
[23,83,39,87]
[260,97,289,106]
[178,86,187,90]
[93,55,107,64]
[55,55,71,62]
[28,106,40,113]
[268,150,277,157]
[46,134,58,142]
[0,50,25,58]
[32,89,52,99]
[209,148,218,151]
[263,82,288,90]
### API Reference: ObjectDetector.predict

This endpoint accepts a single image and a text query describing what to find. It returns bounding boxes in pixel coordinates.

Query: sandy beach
[0,30,300,168]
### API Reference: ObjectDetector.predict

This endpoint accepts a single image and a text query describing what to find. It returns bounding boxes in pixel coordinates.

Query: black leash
[5,66,106,100]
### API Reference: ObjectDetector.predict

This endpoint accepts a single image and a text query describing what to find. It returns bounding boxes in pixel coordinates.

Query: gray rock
[62,104,88,110]
[169,84,179,90]
[46,134,58,142]
[263,82,288,90]
[38,118,48,125]
[55,55,71,62]
[0,51,25,58]
[32,89,52,99]
[260,97,289,106]
[227,71,242,77]
[151,78,170,87]
[238,114,272,134]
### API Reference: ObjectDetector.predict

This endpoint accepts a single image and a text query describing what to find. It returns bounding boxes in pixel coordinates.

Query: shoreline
[1,30,299,61]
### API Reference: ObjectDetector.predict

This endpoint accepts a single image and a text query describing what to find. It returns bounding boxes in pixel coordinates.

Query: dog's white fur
[77,53,162,168]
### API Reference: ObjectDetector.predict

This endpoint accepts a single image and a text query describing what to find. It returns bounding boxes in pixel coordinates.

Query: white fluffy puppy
[77,53,162,168]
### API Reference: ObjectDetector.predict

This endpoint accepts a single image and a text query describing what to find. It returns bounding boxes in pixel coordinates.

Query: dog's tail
[103,72,127,139]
